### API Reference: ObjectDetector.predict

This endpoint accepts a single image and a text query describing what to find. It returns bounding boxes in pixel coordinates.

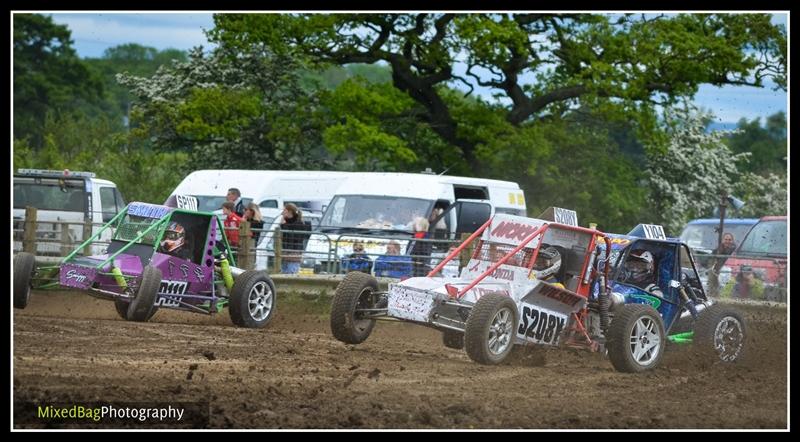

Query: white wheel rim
[488,307,514,355]
[248,281,273,322]
[714,316,744,362]
[628,316,661,366]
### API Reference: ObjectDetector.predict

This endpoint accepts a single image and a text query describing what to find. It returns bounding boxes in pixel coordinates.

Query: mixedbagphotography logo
[14,401,210,428]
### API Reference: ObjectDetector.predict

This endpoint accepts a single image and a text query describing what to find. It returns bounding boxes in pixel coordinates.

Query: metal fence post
[273,227,282,274]
[22,207,37,254]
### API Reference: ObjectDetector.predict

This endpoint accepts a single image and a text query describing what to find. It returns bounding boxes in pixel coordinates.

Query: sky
[45,12,788,125]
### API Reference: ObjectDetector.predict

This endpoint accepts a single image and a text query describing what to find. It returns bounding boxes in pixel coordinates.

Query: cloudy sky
[45,12,788,125]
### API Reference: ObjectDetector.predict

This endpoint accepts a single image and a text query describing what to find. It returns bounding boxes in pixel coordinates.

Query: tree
[13,13,104,147]
[645,106,750,235]
[209,13,786,173]
[85,44,188,126]
[118,46,330,171]
[724,111,787,175]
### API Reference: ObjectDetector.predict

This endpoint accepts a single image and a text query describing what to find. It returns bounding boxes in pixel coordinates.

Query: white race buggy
[330,209,660,371]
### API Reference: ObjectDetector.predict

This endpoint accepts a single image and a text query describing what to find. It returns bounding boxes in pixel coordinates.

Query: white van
[304,172,527,273]
[13,169,126,260]
[167,170,349,266]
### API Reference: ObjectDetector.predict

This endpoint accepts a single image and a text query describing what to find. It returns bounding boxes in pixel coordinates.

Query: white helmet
[625,250,654,283]
[534,246,562,280]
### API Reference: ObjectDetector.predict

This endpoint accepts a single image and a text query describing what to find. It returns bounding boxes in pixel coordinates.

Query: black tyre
[606,304,666,373]
[229,270,276,328]
[464,294,518,365]
[126,266,161,322]
[115,298,157,321]
[693,303,746,363]
[14,252,36,309]
[330,271,379,344]
[442,329,464,350]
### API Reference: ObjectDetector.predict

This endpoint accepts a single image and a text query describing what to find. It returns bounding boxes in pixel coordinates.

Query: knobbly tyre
[330,208,683,373]
[13,196,276,328]
[595,224,747,371]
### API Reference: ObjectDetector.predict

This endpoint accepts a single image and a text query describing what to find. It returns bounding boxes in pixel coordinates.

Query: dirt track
[13,290,787,429]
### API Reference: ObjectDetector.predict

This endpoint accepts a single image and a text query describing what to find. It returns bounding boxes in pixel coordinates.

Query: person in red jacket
[221,201,243,248]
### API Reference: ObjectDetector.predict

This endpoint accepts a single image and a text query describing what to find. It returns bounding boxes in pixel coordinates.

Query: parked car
[719,216,787,302]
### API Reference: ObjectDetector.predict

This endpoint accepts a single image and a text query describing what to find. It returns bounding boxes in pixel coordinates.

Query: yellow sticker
[508,193,516,204]
[516,193,525,205]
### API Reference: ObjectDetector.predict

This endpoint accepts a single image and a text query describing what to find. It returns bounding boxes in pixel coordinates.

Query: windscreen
[737,220,787,256]
[320,195,433,232]
[679,223,755,251]
[14,178,87,212]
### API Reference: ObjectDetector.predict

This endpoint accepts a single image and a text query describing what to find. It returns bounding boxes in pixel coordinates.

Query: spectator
[243,203,265,246]
[718,232,737,255]
[226,187,245,217]
[429,202,449,239]
[374,240,412,278]
[221,201,243,249]
[280,203,311,274]
[343,239,372,274]
[407,217,432,277]
[721,265,765,300]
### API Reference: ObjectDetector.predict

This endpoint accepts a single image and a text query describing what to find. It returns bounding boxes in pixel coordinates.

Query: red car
[720,216,787,301]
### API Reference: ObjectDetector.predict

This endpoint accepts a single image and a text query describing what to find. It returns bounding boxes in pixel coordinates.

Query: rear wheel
[693,304,746,363]
[14,252,36,309]
[229,271,276,328]
[330,272,379,344]
[464,294,518,365]
[606,304,666,373]
[126,266,161,322]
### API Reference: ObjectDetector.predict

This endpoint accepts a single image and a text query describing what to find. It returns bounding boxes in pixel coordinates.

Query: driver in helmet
[622,249,663,296]
[160,222,191,260]
[533,246,564,288]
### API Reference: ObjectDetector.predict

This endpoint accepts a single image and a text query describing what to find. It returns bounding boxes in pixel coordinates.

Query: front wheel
[606,304,666,373]
[115,299,157,321]
[693,304,746,363]
[126,266,162,322]
[464,294,518,365]
[14,252,36,309]
[330,271,379,344]
[442,329,464,350]
[229,271,276,328]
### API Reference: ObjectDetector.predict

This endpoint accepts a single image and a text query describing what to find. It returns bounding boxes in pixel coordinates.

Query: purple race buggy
[13,198,276,328]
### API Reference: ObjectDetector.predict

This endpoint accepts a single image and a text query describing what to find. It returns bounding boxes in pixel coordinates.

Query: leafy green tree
[118,46,330,171]
[85,44,188,125]
[724,111,787,175]
[13,13,104,147]
[209,13,786,173]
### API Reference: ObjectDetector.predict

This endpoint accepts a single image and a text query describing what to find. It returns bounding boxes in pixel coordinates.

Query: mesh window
[471,240,534,268]
[115,216,162,245]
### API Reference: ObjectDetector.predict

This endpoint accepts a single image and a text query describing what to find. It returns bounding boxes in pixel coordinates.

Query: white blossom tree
[645,106,750,235]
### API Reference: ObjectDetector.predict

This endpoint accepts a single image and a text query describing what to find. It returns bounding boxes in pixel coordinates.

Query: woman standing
[280,203,310,274]
[243,203,265,246]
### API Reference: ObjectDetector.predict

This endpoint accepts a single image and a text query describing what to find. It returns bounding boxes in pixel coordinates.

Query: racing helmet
[533,246,561,281]
[625,250,654,282]
[161,222,185,252]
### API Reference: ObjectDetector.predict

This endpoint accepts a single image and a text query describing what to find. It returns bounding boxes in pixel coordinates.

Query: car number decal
[517,304,567,346]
